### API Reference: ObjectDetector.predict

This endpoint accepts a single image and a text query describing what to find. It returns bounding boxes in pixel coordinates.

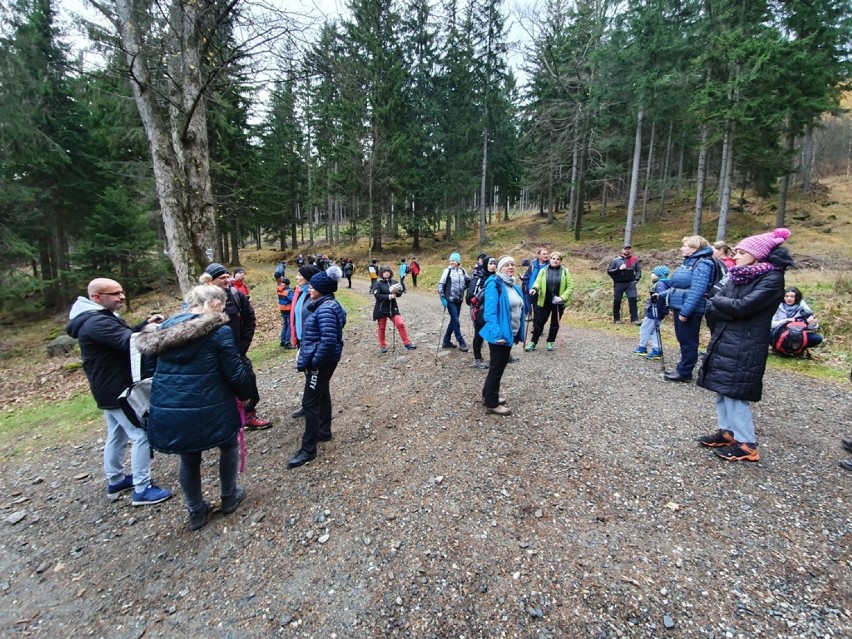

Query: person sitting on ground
[137,284,253,530]
[526,251,574,352]
[696,228,793,462]
[633,265,671,360]
[770,286,823,349]
[373,265,416,353]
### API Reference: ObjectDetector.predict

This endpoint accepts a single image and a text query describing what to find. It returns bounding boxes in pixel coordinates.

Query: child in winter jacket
[633,266,671,360]
[277,277,294,348]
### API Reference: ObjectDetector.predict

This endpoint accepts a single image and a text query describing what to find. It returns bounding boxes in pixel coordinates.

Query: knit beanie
[734,228,791,261]
[496,255,515,272]
[204,263,229,279]
[652,265,670,278]
[310,265,342,295]
[299,264,320,281]
[449,252,461,263]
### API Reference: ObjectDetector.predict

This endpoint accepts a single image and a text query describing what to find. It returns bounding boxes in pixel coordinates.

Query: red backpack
[772,321,809,356]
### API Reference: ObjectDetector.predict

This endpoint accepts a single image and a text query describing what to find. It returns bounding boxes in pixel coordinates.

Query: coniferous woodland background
[0,0,849,311]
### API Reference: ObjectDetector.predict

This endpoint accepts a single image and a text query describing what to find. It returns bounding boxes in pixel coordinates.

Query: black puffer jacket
[373,279,402,320]
[697,249,793,401]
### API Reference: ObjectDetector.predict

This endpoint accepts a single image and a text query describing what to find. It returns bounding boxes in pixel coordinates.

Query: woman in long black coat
[697,229,794,462]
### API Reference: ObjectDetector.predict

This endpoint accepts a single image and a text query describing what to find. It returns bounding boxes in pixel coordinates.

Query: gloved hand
[441,297,448,308]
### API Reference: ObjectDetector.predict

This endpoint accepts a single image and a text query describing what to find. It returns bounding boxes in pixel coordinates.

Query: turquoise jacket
[481,276,525,345]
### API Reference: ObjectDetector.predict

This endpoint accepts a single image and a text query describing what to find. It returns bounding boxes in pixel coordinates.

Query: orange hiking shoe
[715,442,760,462]
[697,430,735,448]
[245,411,272,430]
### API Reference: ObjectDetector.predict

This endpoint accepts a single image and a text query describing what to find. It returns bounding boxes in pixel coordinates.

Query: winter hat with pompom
[310,265,342,295]
[734,228,791,262]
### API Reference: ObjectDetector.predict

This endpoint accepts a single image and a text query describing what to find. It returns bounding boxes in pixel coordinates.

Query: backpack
[772,321,809,356]
[692,256,728,299]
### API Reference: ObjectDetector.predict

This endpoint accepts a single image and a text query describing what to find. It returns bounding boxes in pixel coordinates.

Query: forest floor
[1,277,850,638]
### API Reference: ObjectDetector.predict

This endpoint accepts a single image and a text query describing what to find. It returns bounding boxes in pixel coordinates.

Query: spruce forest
[0,0,849,310]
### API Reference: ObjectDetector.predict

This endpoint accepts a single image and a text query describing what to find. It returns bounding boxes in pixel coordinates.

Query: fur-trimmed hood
[136,312,229,358]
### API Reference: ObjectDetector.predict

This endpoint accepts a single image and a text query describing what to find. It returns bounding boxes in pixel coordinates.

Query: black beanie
[299,264,320,281]
[205,263,229,279]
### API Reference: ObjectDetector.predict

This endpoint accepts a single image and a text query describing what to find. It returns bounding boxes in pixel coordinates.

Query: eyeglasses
[98,290,124,297]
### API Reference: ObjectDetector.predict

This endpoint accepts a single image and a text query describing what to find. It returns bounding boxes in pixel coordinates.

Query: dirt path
[1,280,850,638]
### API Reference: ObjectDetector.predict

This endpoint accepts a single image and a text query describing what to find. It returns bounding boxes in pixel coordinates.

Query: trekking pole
[391,316,397,353]
[651,297,666,374]
[435,307,447,360]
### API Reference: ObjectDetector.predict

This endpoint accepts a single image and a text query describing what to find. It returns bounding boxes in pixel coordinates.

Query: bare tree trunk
[111,0,217,293]
[777,131,795,227]
[640,119,656,224]
[801,124,815,192]
[567,129,579,230]
[717,124,735,242]
[479,127,488,244]
[624,107,643,246]
[657,120,673,218]
[676,139,685,197]
[693,126,708,236]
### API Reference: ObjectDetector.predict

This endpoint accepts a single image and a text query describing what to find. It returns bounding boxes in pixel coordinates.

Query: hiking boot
[245,411,272,430]
[546,342,555,351]
[664,371,691,382]
[481,396,506,406]
[459,343,469,352]
[839,459,852,471]
[131,484,173,506]
[508,356,519,364]
[631,320,642,326]
[645,349,663,360]
[715,442,760,462]
[525,342,537,352]
[697,429,734,448]
[841,437,852,453]
[107,474,134,501]
[188,501,212,531]
[404,343,417,351]
[221,486,246,515]
[288,449,316,469]
[614,319,622,325]
[471,358,488,369]
[632,346,648,355]
[291,407,305,418]
[485,404,511,416]
[379,346,388,353]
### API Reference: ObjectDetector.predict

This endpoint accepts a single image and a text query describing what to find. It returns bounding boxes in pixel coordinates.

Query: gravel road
[1,281,850,638]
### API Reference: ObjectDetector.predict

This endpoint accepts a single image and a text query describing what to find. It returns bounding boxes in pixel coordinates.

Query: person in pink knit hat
[695,228,794,462]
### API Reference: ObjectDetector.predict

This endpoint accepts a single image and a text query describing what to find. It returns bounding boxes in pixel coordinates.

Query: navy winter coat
[136,312,253,454]
[667,246,715,318]
[297,294,347,371]
[697,252,792,401]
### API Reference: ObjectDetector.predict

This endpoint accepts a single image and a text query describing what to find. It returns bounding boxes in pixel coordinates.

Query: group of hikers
[67,226,848,532]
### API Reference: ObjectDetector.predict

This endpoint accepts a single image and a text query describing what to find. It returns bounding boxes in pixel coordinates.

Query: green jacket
[530,266,574,308]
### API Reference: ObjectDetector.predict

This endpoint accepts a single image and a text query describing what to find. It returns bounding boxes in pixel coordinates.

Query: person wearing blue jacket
[633,265,671,359]
[136,284,254,531]
[480,256,525,416]
[664,237,714,382]
[289,266,348,469]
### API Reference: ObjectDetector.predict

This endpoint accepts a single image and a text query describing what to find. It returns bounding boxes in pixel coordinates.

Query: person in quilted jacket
[289,266,347,469]
[696,228,793,462]
[136,284,253,530]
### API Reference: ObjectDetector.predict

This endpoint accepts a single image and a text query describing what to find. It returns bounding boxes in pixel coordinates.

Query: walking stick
[651,295,666,373]
[391,316,397,353]
[435,307,447,360]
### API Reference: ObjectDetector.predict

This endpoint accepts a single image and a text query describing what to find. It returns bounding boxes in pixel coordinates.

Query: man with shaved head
[67,278,173,506]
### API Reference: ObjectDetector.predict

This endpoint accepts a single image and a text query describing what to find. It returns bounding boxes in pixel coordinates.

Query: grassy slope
[0,180,849,455]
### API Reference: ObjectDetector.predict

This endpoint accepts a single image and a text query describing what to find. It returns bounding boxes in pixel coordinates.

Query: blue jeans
[103,408,151,492]
[638,316,661,350]
[179,434,239,514]
[715,394,756,444]
[443,300,466,347]
[673,312,702,377]
[280,311,292,346]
